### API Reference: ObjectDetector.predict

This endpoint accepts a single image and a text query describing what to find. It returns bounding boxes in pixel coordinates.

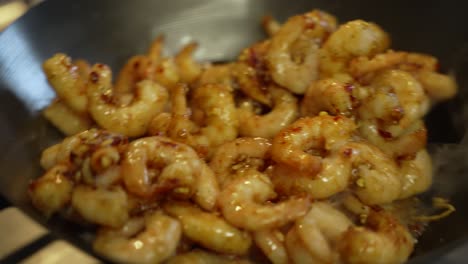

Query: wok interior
[0,0,467,262]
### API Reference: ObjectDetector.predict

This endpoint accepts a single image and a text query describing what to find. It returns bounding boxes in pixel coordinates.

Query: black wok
[0,0,467,262]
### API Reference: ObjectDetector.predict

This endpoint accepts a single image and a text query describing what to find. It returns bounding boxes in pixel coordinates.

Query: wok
[0,0,467,262]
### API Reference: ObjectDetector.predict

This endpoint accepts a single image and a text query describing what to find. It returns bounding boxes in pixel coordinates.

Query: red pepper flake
[378,129,393,139]
[290,126,302,133]
[342,148,352,157]
[90,71,99,83]
[344,83,355,93]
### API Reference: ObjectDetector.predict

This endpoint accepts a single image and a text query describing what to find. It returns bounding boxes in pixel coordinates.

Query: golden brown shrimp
[93,211,181,264]
[121,136,219,211]
[150,83,238,159]
[71,185,128,227]
[28,164,73,217]
[164,202,252,255]
[43,99,93,135]
[233,40,272,105]
[175,42,202,84]
[399,149,433,199]
[262,15,281,36]
[218,170,310,231]
[167,250,252,264]
[343,142,401,205]
[338,210,414,264]
[39,129,128,172]
[360,70,430,135]
[266,15,320,94]
[271,114,356,177]
[358,119,428,158]
[320,20,390,78]
[253,229,289,264]
[348,51,437,82]
[210,137,271,187]
[43,53,88,114]
[87,64,169,137]
[285,202,353,264]
[300,79,359,117]
[415,70,458,102]
[197,63,235,88]
[238,86,299,139]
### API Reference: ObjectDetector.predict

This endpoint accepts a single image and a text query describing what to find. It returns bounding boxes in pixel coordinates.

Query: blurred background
[0,0,42,31]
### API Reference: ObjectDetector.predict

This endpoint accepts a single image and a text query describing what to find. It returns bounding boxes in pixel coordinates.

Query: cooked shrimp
[344,142,401,205]
[28,164,73,217]
[39,129,128,171]
[360,70,430,135]
[399,150,433,199]
[175,42,202,84]
[262,15,281,36]
[348,51,437,83]
[151,83,238,159]
[113,55,151,96]
[285,202,353,264]
[121,136,219,211]
[218,170,310,231]
[266,15,320,94]
[71,185,128,227]
[87,64,169,137]
[320,20,390,78]
[338,210,414,264]
[167,250,252,264]
[43,53,88,114]
[358,120,427,158]
[233,40,272,105]
[271,114,356,177]
[43,99,92,135]
[238,87,299,138]
[210,137,271,187]
[164,201,252,255]
[254,229,289,264]
[93,211,181,264]
[197,63,235,89]
[416,70,458,102]
[300,79,358,117]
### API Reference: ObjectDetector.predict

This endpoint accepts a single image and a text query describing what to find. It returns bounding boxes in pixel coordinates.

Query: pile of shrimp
[29,9,457,264]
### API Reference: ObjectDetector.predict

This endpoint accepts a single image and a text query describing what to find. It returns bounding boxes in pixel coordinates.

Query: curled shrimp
[359,120,428,158]
[399,149,433,199]
[167,249,252,264]
[285,202,353,264]
[121,136,219,211]
[360,70,430,135]
[164,201,252,255]
[71,185,129,227]
[87,64,169,137]
[150,83,238,159]
[39,129,128,174]
[175,42,202,84]
[270,114,357,198]
[93,210,181,264]
[348,51,437,83]
[218,169,310,231]
[197,63,235,88]
[237,86,299,139]
[266,15,321,94]
[43,53,88,114]
[210,137,271,187]
[300,79,359,117]
[343,142,401,205]
[416,70,458,102]
[28,164,73,217]
[320,20,390,78]
[271,114,356,177]
[253,229,288,264]
[338,210,414,264]
[233,40,272,105]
